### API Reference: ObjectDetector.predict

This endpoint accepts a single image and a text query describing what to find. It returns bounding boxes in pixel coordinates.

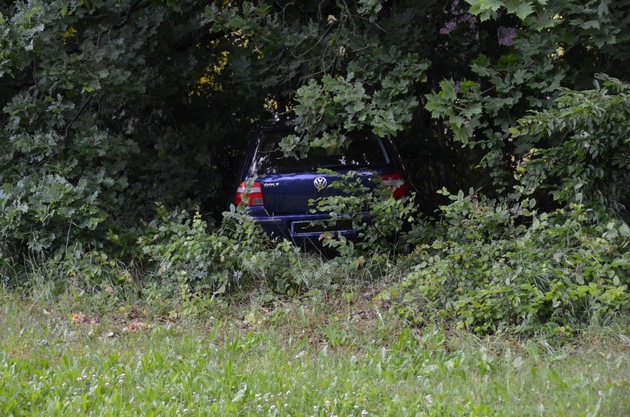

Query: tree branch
[64,96,93,146]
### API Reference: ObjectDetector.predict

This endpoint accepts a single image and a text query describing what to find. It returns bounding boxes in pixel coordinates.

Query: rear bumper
[248,210,360,246]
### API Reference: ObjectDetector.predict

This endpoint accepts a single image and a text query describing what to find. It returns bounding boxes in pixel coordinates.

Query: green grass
[1,289,629,416]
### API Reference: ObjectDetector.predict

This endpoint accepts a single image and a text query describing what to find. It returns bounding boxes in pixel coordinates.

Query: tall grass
[1,288,628,416]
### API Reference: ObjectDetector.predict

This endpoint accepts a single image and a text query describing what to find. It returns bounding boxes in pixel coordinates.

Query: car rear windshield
[250,132,391,175]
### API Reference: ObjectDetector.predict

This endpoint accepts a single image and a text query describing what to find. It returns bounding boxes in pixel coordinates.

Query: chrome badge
[313,177,327,191]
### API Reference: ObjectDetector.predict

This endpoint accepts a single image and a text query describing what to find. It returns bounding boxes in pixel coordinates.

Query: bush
[310,170,418,258]
[137,204,331,295]
[514,74,630,218]
[384,190,630,336]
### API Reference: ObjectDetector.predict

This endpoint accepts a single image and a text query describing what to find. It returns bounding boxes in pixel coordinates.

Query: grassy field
[1,288,629,417]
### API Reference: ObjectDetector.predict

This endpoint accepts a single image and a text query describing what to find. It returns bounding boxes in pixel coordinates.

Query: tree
[2,0,629,268]
[0,0,234,260]
[203,0,475,206]
[515,75,630,218]
[206,0,630,210]
[425,0,630,198]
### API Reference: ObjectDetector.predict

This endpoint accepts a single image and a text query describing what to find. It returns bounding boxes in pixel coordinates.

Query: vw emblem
[313,177,327,191]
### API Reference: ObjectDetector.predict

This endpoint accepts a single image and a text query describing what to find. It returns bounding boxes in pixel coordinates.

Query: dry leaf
[72,313,98,325]
[124,322,150,332]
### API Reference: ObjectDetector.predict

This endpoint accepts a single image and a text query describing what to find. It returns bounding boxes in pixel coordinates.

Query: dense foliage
[386,193,629,336]
[1,0,629,335]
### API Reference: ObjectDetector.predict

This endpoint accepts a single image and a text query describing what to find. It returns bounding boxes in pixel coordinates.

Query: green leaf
[440,80,457,101]
[461,102,482,118]
[505,0,535,20]
[467,0,505,21]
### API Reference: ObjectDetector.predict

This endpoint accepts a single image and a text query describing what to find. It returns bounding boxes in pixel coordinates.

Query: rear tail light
[235,181,264,206]
[381,173,409,199]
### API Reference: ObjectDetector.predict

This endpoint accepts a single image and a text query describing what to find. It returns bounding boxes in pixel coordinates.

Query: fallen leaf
[72,313,86,323]
[72,313,98,325]
[125,322,150,332]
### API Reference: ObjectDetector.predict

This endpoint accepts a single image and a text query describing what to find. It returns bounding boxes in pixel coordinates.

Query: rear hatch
[258,171,375,215]
[250,132,394,215]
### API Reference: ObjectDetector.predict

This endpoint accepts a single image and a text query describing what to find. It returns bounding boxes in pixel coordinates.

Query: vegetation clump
[389,192,629,336]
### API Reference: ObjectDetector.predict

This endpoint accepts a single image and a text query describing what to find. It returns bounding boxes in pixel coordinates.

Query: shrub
[384,190,630,336]
[137,204,331,295]
[310,170,418,258]
[514,74,630,218]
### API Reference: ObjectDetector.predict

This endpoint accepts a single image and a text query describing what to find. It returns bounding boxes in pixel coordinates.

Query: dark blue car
[234,126,410,247]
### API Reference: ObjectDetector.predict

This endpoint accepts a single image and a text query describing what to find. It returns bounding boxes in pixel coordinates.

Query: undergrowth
[383,190,630,337]
[2,187,628,340]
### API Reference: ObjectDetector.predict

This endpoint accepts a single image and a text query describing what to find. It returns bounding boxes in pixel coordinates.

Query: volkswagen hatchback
[234,126,409,247]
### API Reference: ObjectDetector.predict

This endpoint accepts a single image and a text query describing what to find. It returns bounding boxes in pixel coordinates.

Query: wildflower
[361,410,368,416]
